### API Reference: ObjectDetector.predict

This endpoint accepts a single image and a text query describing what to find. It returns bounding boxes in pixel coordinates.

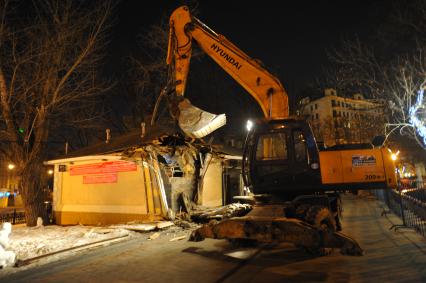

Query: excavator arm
[167,6,289,137]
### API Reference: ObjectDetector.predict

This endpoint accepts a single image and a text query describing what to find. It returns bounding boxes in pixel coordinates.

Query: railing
[372,180,426,238]
[0,208,26,224]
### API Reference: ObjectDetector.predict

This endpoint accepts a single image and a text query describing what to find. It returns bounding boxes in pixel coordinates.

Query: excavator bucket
[178,99,226,138]
[190,216,363,256]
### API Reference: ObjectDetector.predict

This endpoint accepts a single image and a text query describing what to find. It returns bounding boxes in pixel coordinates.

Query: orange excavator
[165,6,397,255]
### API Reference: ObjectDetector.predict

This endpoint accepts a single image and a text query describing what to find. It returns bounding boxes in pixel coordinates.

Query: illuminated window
[256,133,288,161]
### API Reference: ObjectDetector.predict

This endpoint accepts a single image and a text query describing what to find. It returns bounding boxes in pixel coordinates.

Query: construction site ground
[1,193,426,283]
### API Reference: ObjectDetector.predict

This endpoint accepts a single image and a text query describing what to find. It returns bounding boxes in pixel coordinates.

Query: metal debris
[156,221,174,229]
[169,235,186,242]
[109,224,157,232]
[148,232,161,240]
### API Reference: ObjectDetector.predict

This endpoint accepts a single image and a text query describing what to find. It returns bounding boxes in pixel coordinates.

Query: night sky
[114,0,391,92]
[110,0,394,136]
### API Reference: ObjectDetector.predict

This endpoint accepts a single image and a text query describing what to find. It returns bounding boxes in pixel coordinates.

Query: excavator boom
[167,6,289,137]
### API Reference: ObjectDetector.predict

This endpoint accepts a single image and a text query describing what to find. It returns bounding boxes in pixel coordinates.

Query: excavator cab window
[251,130,290,182]
[255,132,288,161]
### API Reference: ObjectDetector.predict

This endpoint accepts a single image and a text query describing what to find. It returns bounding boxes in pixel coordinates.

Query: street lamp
[7,163,15,191]
[387,148,400,161]
[246,120,253,132]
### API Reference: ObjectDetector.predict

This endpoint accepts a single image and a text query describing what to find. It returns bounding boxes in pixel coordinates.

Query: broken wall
[199,156,223,207]
[152,145,198,213]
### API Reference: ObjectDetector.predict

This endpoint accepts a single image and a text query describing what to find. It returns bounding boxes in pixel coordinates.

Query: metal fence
[0,208,26,224]
[372,180,426,238]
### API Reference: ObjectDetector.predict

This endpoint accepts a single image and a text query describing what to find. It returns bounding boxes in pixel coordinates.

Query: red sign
[83,173,118,184]
[70,161,137,176]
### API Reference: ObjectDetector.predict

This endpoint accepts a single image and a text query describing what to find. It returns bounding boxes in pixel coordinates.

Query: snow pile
[8,224,132,261]
[0,222,16,268]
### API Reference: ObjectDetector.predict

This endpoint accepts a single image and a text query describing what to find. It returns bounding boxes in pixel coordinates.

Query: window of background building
[333,110,337,117]
[315,104,318,110]
[332,100,336,107]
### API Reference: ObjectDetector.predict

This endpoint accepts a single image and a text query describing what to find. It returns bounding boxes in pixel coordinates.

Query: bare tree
[120,1,202,130]
[383,50,426,147]
[327,42,426,147]
[128,18,171,128]
[324,37,385,98]
[0,0,113,226]
[323,1,426,149]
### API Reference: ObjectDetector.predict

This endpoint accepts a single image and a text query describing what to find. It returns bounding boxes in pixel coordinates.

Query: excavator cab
[243,118,322,198]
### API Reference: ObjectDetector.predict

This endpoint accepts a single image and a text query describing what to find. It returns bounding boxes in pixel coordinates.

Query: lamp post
[242,120,254,196]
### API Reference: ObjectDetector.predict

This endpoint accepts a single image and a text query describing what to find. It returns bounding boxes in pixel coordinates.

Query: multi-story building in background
[299,88,385,147]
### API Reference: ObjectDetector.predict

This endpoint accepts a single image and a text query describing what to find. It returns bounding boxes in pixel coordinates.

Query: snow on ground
[0,220,192,277]
[0,223,146,276]
[8,224,134,261]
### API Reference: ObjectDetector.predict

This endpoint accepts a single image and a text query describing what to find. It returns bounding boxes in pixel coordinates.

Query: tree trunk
[23,199,47,227]
[20,161,47,227]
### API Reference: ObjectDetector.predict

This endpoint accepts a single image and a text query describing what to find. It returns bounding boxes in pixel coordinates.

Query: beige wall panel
[201,158,223,207]
[54,159,149,220]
